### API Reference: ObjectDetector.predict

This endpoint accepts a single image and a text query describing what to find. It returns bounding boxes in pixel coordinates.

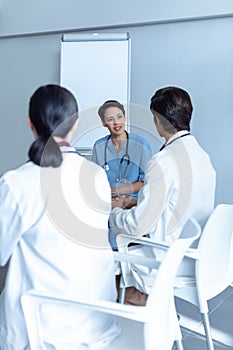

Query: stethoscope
[159,132,191,151]
[104,130,130,182]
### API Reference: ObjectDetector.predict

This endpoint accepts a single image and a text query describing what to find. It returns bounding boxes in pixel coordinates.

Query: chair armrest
[22,290,149,323]
[183,248,200,259]
[117,234,200,260]
[117,234,170,251]
[113,251,160,270]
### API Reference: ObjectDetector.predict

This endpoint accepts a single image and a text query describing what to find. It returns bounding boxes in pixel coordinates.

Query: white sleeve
[0,178,24,265]
[94,165,111,215]
[109,157,167,237]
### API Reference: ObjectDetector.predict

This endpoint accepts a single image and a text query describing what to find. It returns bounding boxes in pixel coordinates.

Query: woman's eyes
[106,118,113,123]
[106,115,124,123]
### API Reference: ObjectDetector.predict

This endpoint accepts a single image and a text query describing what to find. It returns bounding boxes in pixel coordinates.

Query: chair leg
[118,287,126,304]
[201,312,215,350]
[174,339,184,350]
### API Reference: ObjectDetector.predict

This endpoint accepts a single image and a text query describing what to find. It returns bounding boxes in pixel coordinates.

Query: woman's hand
[112,195,137,209]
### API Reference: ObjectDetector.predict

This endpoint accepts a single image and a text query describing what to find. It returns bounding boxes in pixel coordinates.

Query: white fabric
[0,151,120,350]
[110,133,216,294]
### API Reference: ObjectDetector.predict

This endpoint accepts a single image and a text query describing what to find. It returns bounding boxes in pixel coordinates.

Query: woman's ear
[27,115,34,131]
[154,114,161,126]
[101,119,107,127]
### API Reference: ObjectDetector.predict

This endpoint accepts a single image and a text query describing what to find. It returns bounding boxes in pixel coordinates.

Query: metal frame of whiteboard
[60,33,131,154]
[62,33,130,42]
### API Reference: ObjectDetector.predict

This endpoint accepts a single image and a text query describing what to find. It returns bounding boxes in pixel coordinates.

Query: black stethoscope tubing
[104,130,130,181]
[159,132,191,151]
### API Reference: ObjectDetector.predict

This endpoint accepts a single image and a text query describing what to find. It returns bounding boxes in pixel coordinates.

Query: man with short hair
[109,86,216,295]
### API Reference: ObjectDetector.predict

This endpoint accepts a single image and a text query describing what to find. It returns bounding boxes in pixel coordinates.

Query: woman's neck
[57,141,70,147]
[111,130,127,152]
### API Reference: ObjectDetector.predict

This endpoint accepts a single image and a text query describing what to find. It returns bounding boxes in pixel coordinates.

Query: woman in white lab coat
[109,86,216,295]
[0,85,120,350]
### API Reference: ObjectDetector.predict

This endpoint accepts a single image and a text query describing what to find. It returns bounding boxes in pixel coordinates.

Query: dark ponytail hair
[28,84,78,167]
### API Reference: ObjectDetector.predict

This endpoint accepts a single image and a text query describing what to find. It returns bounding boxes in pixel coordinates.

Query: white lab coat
[0,150,120,350]
[109,132,216,294]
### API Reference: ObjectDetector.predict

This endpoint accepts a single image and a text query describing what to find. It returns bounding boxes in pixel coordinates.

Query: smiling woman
[91,99,153,252]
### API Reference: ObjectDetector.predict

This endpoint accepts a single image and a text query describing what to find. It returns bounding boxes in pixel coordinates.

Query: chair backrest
[21,219,200,350]
[196,204,233,302]
[145,218,201,350]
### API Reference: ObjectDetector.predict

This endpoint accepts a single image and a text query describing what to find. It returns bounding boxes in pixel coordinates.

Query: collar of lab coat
[165,130,190,147]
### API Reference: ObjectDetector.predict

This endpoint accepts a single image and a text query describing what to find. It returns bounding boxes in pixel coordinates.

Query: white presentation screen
[60,33,131,152]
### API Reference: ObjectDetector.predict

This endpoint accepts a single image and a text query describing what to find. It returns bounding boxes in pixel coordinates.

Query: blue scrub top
[92,132,152,195]
[92,132,152,250]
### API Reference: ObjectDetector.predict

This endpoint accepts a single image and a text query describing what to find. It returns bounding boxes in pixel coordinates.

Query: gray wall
[1,0,232,35]
[0,1,233,206]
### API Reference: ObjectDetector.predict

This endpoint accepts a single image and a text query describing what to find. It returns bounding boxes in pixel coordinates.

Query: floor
[109,286,233,349]
[1,269,233,349]
[177,286,233,349]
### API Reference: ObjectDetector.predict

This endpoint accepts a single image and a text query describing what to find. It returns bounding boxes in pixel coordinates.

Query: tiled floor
[2,270,232,349]
[108,286,233,349]
[176,286,233,349]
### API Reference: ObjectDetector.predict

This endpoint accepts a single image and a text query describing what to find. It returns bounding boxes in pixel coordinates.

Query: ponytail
[28,135,63,167]
[28,84,78,168]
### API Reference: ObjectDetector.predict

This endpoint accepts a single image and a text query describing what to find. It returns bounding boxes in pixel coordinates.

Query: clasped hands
[111,192,137,209]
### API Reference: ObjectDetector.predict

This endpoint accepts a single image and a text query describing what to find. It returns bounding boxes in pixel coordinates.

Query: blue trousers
[108,228,118,251]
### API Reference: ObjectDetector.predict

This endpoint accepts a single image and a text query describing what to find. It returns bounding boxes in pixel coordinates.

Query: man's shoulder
[147,149,175,171]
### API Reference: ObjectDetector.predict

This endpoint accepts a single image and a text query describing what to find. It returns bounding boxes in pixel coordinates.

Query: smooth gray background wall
[0,1,233,206]
[0,0,232,35]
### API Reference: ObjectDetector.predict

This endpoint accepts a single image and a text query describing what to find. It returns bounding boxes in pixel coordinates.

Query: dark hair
[98,100,125,121]
[28,84,78,167]
[150,86,193,132]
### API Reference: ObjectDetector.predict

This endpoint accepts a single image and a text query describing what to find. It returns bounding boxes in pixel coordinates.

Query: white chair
[117,204,233,350]
[175,204,233,350]
[21,224,199,350]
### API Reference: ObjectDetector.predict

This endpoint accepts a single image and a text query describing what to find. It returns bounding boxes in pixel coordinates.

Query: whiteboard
[60,33,131,153]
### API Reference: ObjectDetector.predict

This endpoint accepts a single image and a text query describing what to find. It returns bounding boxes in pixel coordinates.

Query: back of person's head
[98,100,125,121]
[150,86,193,133]
[28,84,78,167]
